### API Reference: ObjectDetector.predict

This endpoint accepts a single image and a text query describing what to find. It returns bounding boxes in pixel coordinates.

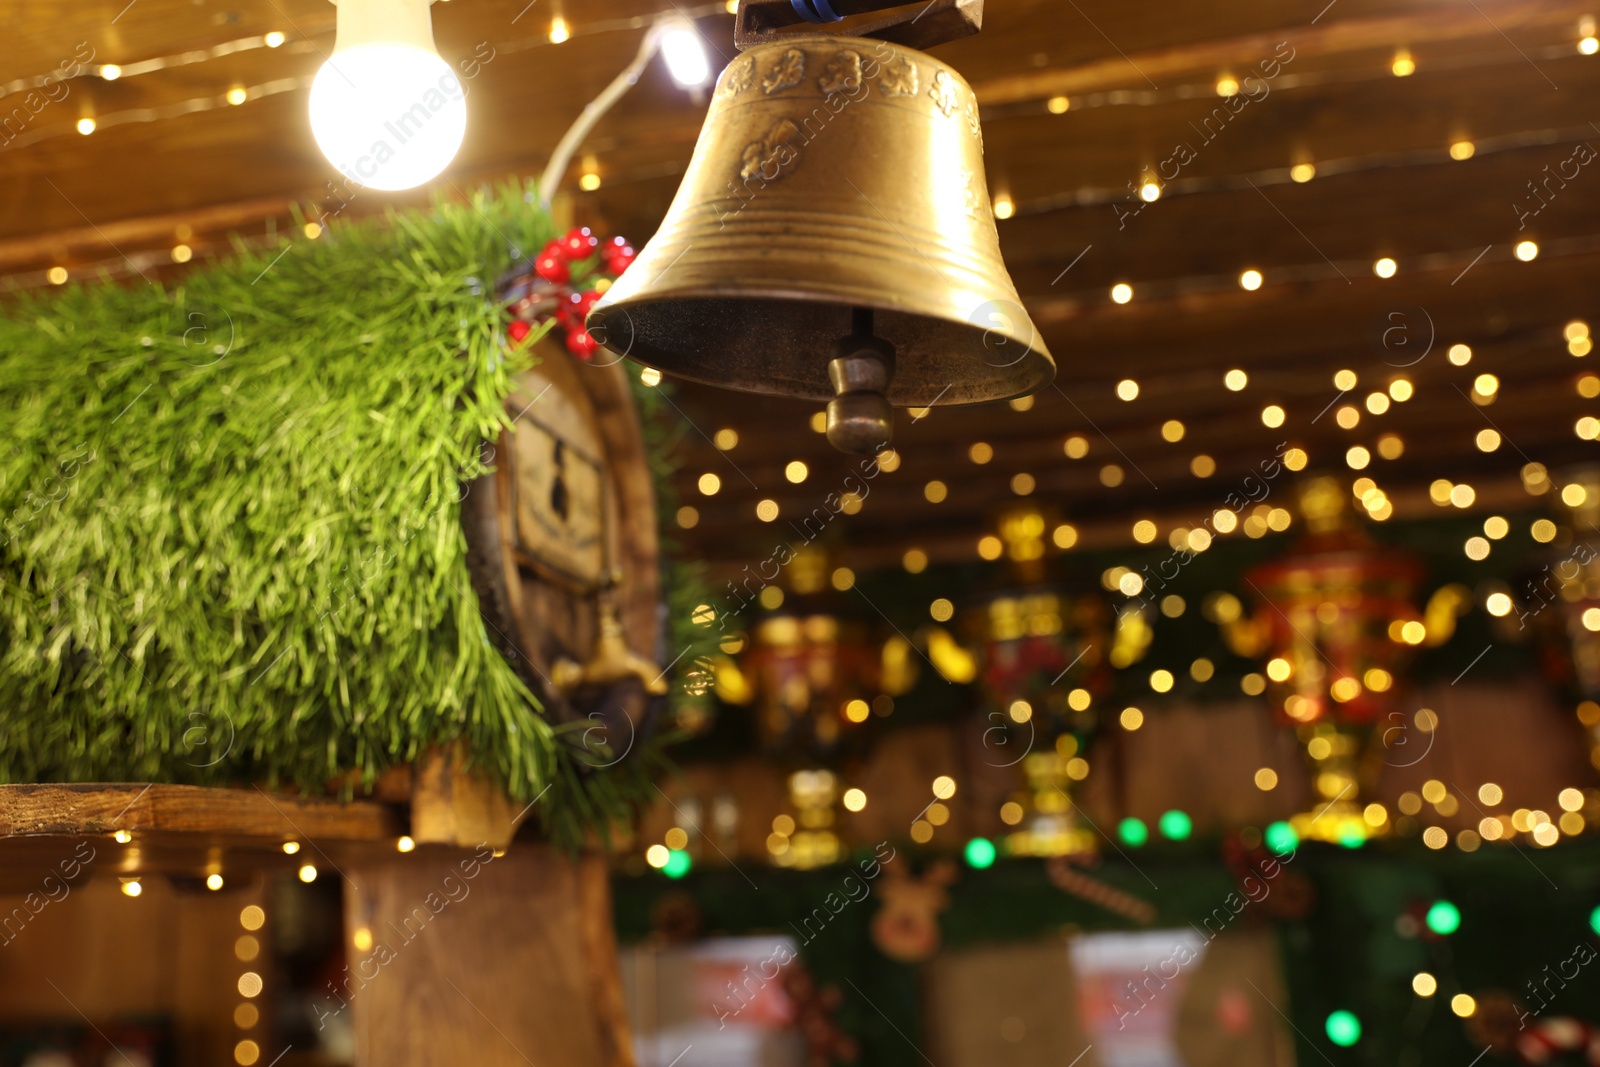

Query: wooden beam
[969,0,1593,105]
[0,782,403,840]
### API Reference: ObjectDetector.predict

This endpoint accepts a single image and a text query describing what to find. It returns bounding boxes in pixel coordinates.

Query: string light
[1111,282,1133,304]
[993,193,1016,219]
[1225,368,1248,390]
[1261,404,1285,428]
[785,460,808,484]
[1373,257,1397,278]
[1138,180,1161,202]
[265,31,286,47]
[1391,49,1416,76]
[1449,343,1472,365]
[76,117,96,135]
[1239,268,1263,290]
[226,87,248,105]
[1290,162,1315,182]
[1215,74,1240,96]
[1116,379,1140,400]
[1047,95,1070,113]
[549,16,571,43]
[756,499,779,521]
[1515,240,1540,261]
[99,64,123,80]
[1450,140,1475,160]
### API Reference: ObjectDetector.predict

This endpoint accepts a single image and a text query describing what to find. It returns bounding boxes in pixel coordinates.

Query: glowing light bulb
[660,20,711,87]
[308,0,467,192]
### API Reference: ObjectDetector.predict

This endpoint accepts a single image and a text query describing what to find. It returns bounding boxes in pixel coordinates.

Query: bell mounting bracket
[734,0,982,51]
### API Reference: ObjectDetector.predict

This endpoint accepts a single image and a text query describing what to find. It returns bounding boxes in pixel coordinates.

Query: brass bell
[588,0,1053,453]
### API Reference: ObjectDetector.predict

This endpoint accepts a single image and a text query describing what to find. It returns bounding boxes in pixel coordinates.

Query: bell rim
[590,297,1051,409]
[616,352,1056,407]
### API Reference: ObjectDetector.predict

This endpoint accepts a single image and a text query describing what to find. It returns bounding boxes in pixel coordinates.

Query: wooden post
[342,845,635,1067]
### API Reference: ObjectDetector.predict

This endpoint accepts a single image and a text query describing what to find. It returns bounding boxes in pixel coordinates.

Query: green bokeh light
[1264,821,1299,855]
[1159,810,1193,840]
[1591,905,1600,937]
[1425,900,1461,936]
[1325,1010,1361,1047]
[965,837,997,869]
[1118,818,1149,846]
[663,849,692,879]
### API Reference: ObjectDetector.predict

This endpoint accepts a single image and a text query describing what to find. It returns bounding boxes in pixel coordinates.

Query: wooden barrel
[461,334,664,754]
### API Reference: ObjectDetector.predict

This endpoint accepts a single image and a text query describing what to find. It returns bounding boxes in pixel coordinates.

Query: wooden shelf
[0,783,404,842]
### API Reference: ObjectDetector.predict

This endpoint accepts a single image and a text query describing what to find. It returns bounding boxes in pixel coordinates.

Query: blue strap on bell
[789,0,844,23]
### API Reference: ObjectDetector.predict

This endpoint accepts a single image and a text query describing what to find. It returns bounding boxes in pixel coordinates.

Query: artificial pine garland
[0,181,701,846]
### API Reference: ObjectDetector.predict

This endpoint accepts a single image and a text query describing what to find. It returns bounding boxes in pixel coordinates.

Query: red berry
[557,290,586,327]
[535,252,570,284]
[561,227,600,259]
[576,290,602,317]
[507,319,532,343]
[566,327,599,360]
[605,248,637,275]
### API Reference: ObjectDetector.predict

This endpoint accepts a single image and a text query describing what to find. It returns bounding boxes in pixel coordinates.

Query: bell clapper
[826,307,896,454]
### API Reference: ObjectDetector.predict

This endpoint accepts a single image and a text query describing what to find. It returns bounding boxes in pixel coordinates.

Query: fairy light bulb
[308,0,467,192]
